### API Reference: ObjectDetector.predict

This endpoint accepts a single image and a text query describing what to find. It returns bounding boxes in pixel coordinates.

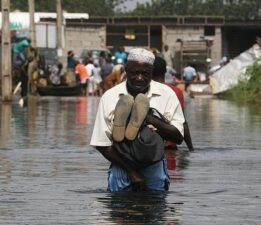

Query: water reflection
[165,149,190,183]
[0,153,11,185]
[0,103,11,149]
[98,192,180,225]
[2,96,100,149]
[186,97,261,150]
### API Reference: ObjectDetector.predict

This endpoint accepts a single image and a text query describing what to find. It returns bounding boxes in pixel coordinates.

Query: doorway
[150,26,162,52]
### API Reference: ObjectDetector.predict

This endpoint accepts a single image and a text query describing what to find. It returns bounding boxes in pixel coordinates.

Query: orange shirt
[75,64,88,81]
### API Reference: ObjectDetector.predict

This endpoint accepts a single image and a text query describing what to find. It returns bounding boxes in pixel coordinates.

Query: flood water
[0,95,260,225]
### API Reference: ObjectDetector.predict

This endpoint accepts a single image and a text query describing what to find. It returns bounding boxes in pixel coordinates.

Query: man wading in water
[90,48,185,192]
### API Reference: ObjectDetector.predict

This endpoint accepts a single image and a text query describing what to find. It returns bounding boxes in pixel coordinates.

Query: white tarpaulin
[210,44,261,94]
[0,12,89,30]
[189,84,212,93]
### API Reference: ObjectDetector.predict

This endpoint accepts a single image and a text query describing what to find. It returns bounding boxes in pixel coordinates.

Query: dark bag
[113,108,169,168]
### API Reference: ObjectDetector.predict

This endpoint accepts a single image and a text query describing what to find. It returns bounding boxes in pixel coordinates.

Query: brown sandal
[112,95,134,142]
[125,93,150,141]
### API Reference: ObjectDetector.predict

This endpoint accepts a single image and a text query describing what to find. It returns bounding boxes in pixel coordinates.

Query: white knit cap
[127,48,155,65]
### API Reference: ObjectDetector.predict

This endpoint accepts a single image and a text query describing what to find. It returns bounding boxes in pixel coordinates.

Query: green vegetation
[223,60,261,105]
[10,0,125,16]
[10,0,261,19]
[120,0,261,19]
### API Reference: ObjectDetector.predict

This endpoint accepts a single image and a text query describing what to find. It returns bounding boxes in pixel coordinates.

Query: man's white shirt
[90,80,185,147]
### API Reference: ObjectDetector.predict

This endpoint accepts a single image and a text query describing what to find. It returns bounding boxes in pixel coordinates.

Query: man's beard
[126,81,150,96]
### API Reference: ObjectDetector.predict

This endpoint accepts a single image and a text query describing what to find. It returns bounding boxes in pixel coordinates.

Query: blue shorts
[107,159,170,192]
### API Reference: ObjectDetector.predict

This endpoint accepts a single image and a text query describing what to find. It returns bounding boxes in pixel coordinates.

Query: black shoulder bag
[113,108,169,168]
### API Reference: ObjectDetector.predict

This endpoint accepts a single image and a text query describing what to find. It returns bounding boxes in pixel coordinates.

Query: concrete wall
[64,26,106,56]
[210,27,222,66]
[63,24,222,68]
[162,26,205,49]
[162,25,222,68]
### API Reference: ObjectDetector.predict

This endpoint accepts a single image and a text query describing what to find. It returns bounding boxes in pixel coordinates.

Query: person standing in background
[162,45,174,68]
[12,38,31,107]
[75,60,89,96]
[67,50,76,71]
[12,38,31,65]
[114,46,127,64]
[153,56,194,152]
[50,62,63,86]
[182,63,197,90]
[183,63,197,82]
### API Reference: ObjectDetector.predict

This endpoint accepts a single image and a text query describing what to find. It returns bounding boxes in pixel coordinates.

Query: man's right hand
[97,146,146,191]
[128,170,146,192]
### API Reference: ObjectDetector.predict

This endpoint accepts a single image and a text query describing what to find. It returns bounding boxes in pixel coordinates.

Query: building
[43,15,260,73]
[2,12,260,73]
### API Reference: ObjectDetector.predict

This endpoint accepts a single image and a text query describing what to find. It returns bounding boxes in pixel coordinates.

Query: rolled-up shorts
[107,159,170,192]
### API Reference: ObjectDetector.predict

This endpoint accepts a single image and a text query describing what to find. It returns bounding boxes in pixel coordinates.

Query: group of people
[90,47,194,192]
[54,48,127,96]
[162,44,209,88]
[12,37,44,105]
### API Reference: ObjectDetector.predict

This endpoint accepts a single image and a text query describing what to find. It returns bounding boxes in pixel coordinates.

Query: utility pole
[1,0,12,102]
[28,0,36,47]
[56,0,63,61]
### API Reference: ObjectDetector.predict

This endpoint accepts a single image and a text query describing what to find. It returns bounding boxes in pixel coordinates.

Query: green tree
[8,0,261,18]
[127,0,261,19]
[224,60,261,105]
[9,0,126,16]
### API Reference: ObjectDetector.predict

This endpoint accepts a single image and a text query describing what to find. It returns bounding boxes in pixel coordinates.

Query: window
[204,26,215,36]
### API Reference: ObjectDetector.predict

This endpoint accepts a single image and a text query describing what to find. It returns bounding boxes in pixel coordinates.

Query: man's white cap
[127,48,155,65]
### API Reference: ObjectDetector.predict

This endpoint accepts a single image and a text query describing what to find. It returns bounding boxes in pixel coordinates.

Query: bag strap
[148,107,170,124]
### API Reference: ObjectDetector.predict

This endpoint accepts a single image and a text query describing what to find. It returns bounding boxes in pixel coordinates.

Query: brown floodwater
[0,95,260,225]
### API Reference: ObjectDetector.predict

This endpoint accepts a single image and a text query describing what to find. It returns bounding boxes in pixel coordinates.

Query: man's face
[125,61,153,93]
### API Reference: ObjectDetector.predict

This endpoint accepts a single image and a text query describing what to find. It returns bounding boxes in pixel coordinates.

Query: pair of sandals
[112,94,149,142]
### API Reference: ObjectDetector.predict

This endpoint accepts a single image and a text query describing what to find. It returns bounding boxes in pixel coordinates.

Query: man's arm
[146,114,184,144]
[96,146,145,191]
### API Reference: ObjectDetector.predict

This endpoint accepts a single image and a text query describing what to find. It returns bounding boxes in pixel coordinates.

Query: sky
[117,0,152,11]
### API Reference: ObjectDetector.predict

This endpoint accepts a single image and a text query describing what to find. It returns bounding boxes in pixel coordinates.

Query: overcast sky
[117,0,152,11]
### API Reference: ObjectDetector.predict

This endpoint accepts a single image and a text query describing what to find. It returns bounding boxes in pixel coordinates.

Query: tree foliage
[8,0,261,19]
[224,59,261,105]
[124,0,261,19]
[9,0,126,16]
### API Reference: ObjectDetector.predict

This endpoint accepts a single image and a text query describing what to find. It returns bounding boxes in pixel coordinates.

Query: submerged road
[0,96,260,224]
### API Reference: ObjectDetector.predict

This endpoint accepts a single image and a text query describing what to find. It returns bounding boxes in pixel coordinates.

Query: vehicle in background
[38,48,58,68]
[79,47,111,65]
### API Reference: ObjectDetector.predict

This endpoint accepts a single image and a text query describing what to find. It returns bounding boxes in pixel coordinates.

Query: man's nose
[137,74,143,80]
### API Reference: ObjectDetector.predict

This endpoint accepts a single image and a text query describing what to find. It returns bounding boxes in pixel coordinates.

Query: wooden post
[56,0,63,61]
[1,0,12,102]
[28,0,36,47]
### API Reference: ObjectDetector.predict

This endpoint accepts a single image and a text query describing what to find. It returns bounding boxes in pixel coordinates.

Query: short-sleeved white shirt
[90,80,185,147]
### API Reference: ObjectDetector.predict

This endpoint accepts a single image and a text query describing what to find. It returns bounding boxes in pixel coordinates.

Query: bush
[225,60,261,105]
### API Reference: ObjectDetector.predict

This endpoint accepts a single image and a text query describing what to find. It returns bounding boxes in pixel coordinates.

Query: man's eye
[128,71,150,76]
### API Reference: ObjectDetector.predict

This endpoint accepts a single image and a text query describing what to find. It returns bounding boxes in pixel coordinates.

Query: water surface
[0,96,260,224]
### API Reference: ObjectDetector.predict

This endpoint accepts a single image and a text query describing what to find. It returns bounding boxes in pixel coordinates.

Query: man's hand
[146,113,183,144]
[97,146,146,191]
[128,170,146,192]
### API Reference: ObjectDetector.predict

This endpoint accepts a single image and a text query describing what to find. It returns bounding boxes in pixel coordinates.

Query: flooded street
[0,95,260,225]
